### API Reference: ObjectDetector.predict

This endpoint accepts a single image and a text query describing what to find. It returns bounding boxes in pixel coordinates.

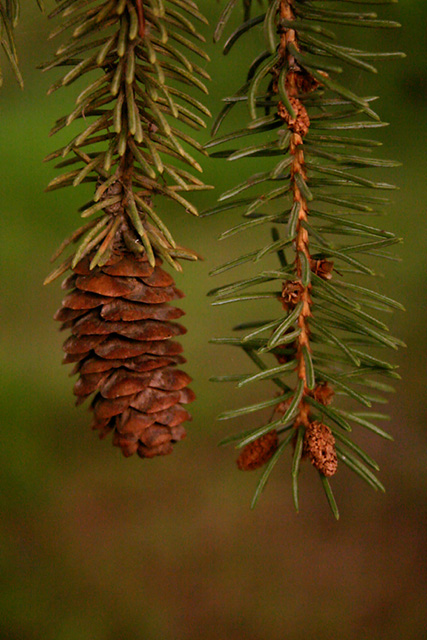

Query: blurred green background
[1,1,426,639]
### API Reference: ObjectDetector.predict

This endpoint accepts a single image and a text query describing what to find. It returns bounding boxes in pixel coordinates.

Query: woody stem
[292,135,311,425]
[279,0,312,427]
[136,0,146,39]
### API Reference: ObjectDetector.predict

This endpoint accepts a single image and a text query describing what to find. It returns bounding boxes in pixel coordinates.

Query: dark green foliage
[207,0,404,516]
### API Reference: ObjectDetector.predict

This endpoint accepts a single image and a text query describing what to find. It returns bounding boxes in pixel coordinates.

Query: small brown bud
[236,430,279,471]
[104,180,124,216]
[277,97,310,137]
[281,280,304,311]
[312,382,334,406]
[293,71,321,95]
[310,258,334,281]
[303,421,338,477]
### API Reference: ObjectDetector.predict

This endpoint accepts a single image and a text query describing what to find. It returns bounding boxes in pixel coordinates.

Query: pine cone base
[55,248,194,459]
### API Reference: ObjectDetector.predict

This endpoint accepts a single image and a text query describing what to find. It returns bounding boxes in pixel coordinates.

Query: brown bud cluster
[55,248,194,459]
[102,180,124,217]
[281,280,304,311]
[277,97,310,137]
[290,70,321,96]
[310,258,334,281]
[236,430,279,471]
[312,382,334,407]
[303,421,338,477]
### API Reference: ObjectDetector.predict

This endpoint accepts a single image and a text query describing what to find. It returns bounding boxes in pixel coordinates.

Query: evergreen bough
[43,0,211,459]
[205,0,404,517]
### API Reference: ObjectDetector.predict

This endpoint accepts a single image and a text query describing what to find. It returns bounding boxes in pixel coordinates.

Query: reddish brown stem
[279,0,313,427]
[136,0,146,39]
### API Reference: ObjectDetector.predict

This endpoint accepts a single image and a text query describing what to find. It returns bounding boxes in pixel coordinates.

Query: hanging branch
[43,0,211,460]
[206,0,404,517]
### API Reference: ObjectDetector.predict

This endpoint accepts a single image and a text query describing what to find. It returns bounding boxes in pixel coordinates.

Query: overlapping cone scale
[55,249,194,459]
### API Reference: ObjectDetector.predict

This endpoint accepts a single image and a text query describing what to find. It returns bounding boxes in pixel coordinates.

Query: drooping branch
[207,0,404,517]
[44,0,211,459]
[43,0,212,277]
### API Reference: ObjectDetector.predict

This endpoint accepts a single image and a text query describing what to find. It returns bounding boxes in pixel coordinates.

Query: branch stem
[279,0,313,427]
[136,0,146,39]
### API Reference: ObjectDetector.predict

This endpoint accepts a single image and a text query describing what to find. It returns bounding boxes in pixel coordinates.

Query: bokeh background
[1,1,426,639]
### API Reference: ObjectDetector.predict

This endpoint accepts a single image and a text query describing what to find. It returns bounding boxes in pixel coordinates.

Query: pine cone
[54,248,194,459]
[236,430,279,471]
[303,421,338,477]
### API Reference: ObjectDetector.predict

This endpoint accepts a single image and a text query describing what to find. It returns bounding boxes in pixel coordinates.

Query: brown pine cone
[54,249,194,459]
[236,430,279,471]
[303,421,338,477]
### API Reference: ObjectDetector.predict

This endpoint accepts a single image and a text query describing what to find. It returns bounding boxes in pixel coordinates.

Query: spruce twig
[208,0,403,516]
[44,0,210,459]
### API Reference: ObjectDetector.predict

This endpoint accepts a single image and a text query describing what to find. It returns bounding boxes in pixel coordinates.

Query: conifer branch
[207,0,404,516]
[44,0,210,459]
[44,0,211,276]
